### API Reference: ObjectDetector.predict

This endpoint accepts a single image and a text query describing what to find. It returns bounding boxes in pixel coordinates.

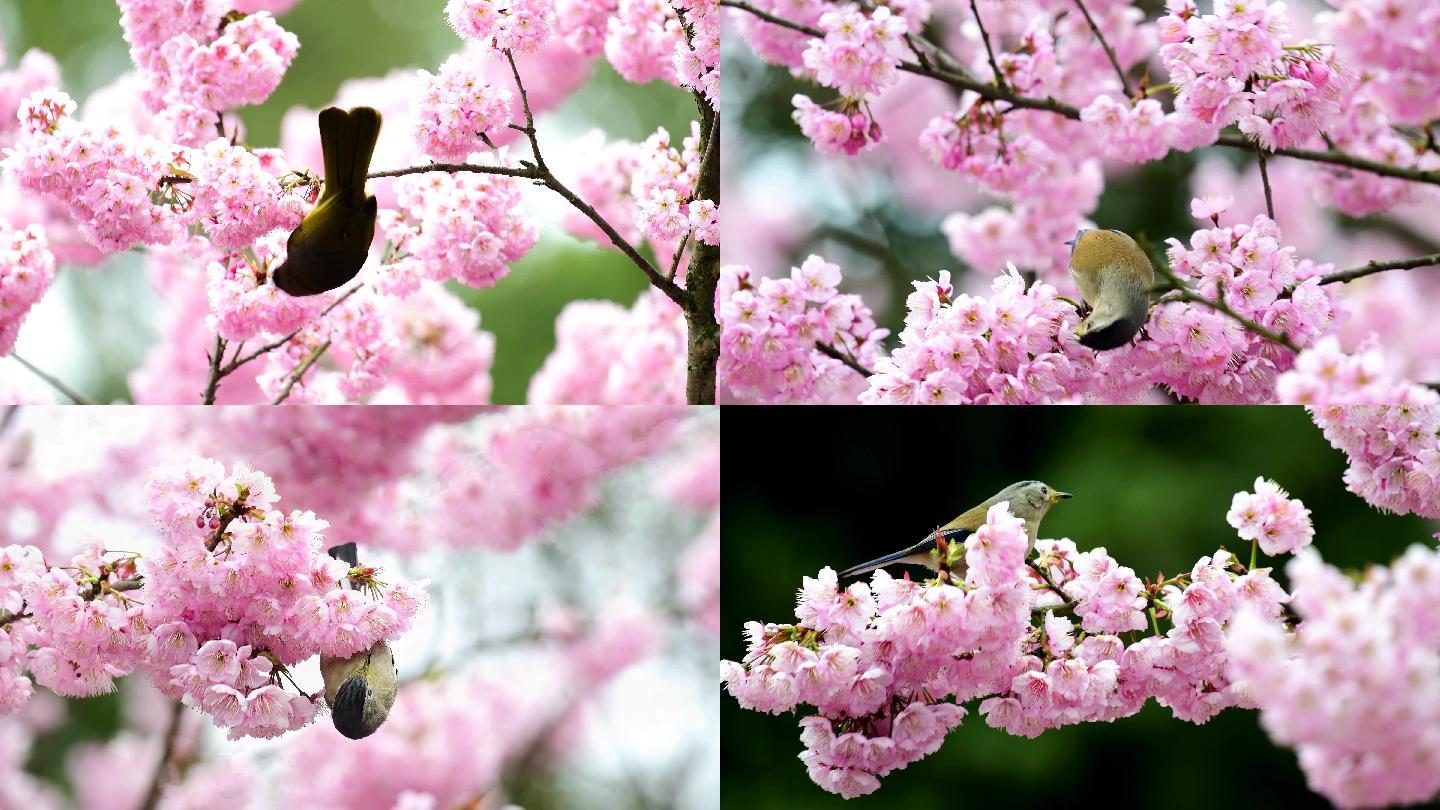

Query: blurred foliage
[1,0,694,402]
[720,407,1440,810]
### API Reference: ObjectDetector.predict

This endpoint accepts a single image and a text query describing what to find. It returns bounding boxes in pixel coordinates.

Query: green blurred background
[1,0,695,402]
[721,406,1440,810]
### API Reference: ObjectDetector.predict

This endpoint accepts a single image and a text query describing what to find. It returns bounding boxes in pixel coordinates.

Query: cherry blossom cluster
[718,258,887,404]
[528,289,687,405]
[446,0,554,55]
[634,122,717,248]
[140,457,424,738]
[1227,544,1440,809]
[1307,404,1440,520]
[0,220,54,356]
[857,264,1093,404]
[6,88,181,253]
[413,52,515,163]
[422,406,687,551]
[379,159,539,293]
[1147,0,1346,154]
[1276,336,1440,406]
[0,47,59,148]
[722,200,1350,404]
[117,0,299,145]
[185,138,308,250]
[1226,477,1315,556]
[723,500,1299,798]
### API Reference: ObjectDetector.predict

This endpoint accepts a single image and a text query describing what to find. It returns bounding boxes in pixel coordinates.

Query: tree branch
[683,101,722,404]
[367,163,541,181]
[1152,263,1302,353]
[138,700,186,810]
[202,284,362,404]
[969,0,1009,92]
[8,353,93,404]
[1256,143,1276,221]
[1300,252,1440,291]
[816,341,875,378]
[1073,0,1132,98]
[271,340,330,404]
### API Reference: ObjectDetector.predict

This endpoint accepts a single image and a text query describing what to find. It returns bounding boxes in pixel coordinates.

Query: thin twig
[816,342,875,378]
[667,231,692,282]
[1307,252,1440,290]
[8,353,93,404]
[1256,143,1275,220]
[969,0,1009,91]
[1073,0,1132,97]
[1027,560,1078,609]
[202,285,362,403]
[1152,264,1302,352]
[138,700,186,810]
[721,0,1440,187]
[271,340,331,404]
[367,163,541,181]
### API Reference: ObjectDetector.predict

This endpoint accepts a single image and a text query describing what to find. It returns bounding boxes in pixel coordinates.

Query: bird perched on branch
[837,481,1072,579]
[1068,228,1154,350]
[318,542,398,739]
[273,106,381,297]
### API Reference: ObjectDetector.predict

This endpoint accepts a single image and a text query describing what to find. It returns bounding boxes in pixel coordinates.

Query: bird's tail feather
[837,547,925,579]
[317,107,382,203]
[836,527,974,579]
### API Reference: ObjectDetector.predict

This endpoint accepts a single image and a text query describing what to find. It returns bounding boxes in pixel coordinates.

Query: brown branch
[1073,0,1132,98]
[683,101,722,404]
[1256,143,1275,221]
[1293,252,1440,292]
[1152,263,1301,352]
[816,341,875,378]
[138,700,186,810]
[202,284,362,404]
[272,340,330,404]
[8,353,93,404]
[367,163,541,181]
[969,0,1009,92]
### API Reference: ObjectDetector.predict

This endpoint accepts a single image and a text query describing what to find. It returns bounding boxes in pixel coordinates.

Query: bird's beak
[1053,491,1073,503]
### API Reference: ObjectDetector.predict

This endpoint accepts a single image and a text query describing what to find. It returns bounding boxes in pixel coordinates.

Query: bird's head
[999,480,1073,520]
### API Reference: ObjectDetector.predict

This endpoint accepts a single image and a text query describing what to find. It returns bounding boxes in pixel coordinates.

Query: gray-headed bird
[273,106,381,297]
[837,481,1071,579]
[1068,228,1154,350]
[318,542,398,739]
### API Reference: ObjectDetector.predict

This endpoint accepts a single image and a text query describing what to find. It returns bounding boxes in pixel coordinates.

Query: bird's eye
[1040,486,1048,496]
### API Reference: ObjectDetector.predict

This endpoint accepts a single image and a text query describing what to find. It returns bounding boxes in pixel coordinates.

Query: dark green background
[721,406,1440,809]
[2,0,694,402]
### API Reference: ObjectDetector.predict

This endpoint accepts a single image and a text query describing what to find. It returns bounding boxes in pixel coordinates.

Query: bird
[318,542,398,739]
[837,481,1072,579]
[1068,228,1154,350]
[272,106,382,297]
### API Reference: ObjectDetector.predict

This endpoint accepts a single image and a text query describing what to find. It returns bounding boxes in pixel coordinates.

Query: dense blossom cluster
[413,52,514,163]
[141,458,424,738]
[380,160,538,293]
[1226,477,1315,555]
[727,0,1440,402]
[1227,545,1440,809]
[445,0,554,55]
[721,204,1348,404]
[722,502,1296,798]
[0,457,424,738]
[528,289,687,405]
[634,122,717,248]
[1307,404,1440,520]
[718,258,887,404]
[858,265,1093,404]
[0,220,54,356]
[117,0,299,145]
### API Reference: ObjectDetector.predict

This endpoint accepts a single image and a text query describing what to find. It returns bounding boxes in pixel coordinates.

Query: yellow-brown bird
[837,481,1072,579]
[1068,228,1154,350]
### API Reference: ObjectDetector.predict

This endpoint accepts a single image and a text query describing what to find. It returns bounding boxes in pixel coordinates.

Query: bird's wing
[837,527,973,578]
